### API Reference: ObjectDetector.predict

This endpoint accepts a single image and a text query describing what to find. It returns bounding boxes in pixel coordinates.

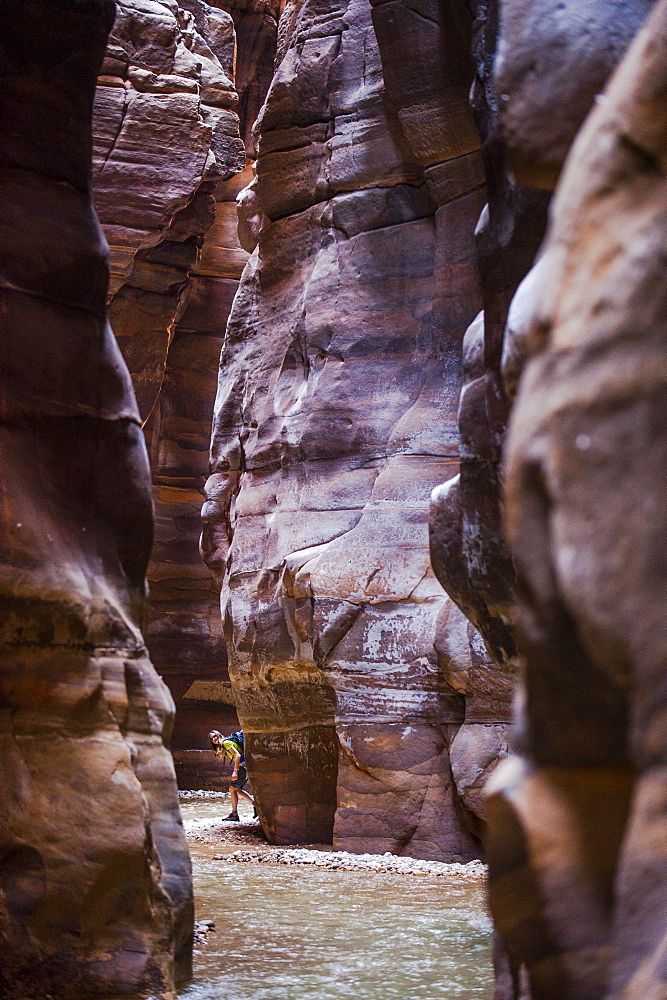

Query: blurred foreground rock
[427,1,547,679]
[428,3,653,677]
[0,2,192,996]
[486,2,667,998]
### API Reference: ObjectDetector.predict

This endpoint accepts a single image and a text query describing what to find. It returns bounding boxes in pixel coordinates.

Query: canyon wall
[91,0,244,708]
[202,0,516,855]
[429,0,655,680]
[421,3,659,993]
[0,1,192,996]
[427,0,549,680]
[90,0,281,787]
[3,1,662,996]
[484,2,667,998]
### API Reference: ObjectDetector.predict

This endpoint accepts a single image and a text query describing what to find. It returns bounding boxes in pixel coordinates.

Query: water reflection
[183,844,493,1000]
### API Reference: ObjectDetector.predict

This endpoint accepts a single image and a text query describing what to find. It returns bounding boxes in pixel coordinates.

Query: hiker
[208,729,256,822]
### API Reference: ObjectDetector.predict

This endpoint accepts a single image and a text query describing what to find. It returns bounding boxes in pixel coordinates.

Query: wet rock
[193,918,216,944]
[486,2,667,997]
[0,1,192,996]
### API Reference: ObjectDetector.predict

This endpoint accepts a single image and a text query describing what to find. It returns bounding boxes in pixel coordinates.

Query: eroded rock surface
[0,1,192,995]
[92,0,245,697]
[428,3,549,678]
[91,1,280,729]
[429,0,652,680]
[202,0,515,856]
[139,164,250,710]
[93,0,243,311]
[494,0,656,190]
[485,2,666,998]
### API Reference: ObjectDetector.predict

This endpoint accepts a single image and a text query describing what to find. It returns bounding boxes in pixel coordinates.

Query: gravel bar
[214,847,487,879]
[179,790,228,800]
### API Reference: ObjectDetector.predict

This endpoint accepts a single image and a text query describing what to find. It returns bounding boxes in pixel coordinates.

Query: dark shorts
[230,765,247,789]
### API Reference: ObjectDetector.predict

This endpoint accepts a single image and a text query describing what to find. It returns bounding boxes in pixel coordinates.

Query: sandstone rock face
[139,164,250,709]
[92,0,239,715]
[485,2,666,997]
[0,2,192,996]
[91,1,280,730]
[93,0,243,307]
[428,3,549,678]
[494,0,656,190]
[217,0,284,151]
[202,0,514,856]
[429,0,653,677]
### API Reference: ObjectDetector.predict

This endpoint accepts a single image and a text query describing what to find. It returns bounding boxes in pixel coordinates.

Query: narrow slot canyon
[0,1,665,998]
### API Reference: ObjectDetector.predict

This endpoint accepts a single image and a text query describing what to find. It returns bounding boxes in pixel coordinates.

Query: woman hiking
[208,729,257,821]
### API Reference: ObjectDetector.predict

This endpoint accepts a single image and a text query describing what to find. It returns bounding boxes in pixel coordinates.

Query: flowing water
[182,822,494,1000]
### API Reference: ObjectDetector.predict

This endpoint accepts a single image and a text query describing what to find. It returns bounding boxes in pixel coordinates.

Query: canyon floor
[180,792,487,877]
[181,793,493,1000]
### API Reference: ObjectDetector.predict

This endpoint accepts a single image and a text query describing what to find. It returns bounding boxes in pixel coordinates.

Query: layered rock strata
[486,2,667,998]
[429,2,654,677]
[428,2,549,678]
[0,1,192,996]
[93,0,244,311]
[213,0,284,152]
[202,0,514,855]
[139,164,251,712]
[90,1,284,787]
[369,0,520,854]
[91,0,247,713]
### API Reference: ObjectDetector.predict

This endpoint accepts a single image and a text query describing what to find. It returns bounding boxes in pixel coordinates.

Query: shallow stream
[181,802,494,1000]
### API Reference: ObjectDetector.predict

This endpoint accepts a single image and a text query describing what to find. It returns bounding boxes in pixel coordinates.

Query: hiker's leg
[230,787,239,812]
[238,787,254,805]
